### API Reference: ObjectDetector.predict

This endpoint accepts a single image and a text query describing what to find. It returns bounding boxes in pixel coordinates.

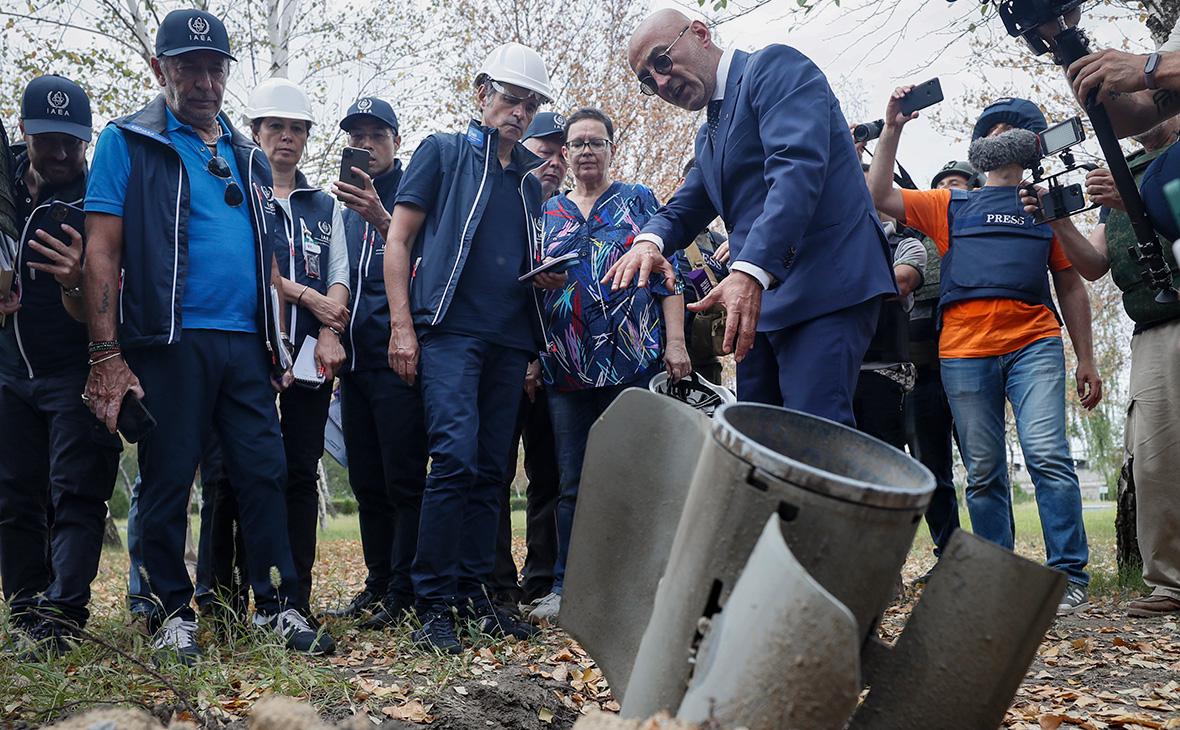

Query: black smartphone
[40,201,86,244]
[899,78,944,116]
[1038,183,1087,222]
[339,147,371,189]
[117,391,157,443]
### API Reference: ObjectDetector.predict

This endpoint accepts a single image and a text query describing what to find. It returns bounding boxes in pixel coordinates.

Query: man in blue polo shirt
[384,43,566,653]
[82,8,334,663]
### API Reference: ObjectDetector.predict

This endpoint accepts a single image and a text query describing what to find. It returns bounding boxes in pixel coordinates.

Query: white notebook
[292,334,326,387]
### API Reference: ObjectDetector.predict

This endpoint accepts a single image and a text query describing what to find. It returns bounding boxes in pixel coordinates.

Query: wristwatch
[1145,52,1162,91]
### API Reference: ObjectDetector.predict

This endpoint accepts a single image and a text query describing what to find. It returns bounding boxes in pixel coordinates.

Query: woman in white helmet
[244,76,351,617]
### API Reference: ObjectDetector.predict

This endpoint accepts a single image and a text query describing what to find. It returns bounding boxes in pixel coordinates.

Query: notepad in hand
[292,335,326,387]
[518,252,580,282]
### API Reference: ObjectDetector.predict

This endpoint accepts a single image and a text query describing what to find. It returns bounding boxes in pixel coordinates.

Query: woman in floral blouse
[528,107,690,625]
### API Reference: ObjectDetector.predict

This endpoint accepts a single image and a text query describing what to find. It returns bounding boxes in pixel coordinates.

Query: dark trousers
[853,370,907,449]
[194,437,249,615]
[340,368,427,604]
[904,364,961,556]
[279,384,333,611]
[737,298,881,426]
[413,332,530,606]
[491,388,560,604]
[547,382,631,594]
[0,368,119,626]
[125,330,294,621]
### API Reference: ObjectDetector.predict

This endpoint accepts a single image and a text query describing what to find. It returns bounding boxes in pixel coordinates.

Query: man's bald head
[627,10,721,112]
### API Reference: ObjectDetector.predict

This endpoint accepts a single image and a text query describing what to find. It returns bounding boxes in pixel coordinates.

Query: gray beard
[968,129,1040,172]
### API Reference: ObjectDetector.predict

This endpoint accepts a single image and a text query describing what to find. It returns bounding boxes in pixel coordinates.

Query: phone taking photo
[339,147,371,189]
[41,202,86,244]
[899,78,944,116]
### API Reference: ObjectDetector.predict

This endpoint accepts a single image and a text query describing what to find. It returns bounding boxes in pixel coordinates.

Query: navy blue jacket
[642,46,897,332]
[940,186,1061,325]
[343,161,401,373]
[276,170,336,346]
[109,95,285,364]
[404,122,547,348]
[0,155,89,378]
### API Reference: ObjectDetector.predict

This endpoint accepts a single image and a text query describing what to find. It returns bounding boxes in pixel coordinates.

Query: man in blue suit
[604,9,896,425]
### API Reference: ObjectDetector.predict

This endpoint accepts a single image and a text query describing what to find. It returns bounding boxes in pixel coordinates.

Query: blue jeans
[940,336,1089,586]
[412,332,530,606]
[547,382,632,594]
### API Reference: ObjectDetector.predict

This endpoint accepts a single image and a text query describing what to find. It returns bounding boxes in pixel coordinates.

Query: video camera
[958,0,1179,302]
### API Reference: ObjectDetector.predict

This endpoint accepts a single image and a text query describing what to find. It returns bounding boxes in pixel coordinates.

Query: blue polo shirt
[397,136,534,352]
[85,108,257,332]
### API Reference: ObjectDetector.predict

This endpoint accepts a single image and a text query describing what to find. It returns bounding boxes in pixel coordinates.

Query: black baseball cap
[523,112,566,142]
[21,75,93,142]
[155,9,235,61]
[340,97,399,133]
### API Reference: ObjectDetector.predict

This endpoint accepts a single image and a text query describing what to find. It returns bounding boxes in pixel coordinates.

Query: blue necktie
[707,99,723,144]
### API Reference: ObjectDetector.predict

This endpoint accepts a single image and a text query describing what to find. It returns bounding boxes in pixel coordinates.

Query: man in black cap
[0,75,122,657]
[323,97,429,630]
[487,112,566,613]
[82,8,334,663]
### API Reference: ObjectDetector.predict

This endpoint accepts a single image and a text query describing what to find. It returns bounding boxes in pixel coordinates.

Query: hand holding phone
[899,78,944,116]
[338,147,371,189]
[116,391,157,443]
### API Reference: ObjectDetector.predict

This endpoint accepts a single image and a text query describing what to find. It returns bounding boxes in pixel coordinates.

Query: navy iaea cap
[340,97,399,133]
[21,75,93,142]
[523,112,566,142]
[155,9,236,61]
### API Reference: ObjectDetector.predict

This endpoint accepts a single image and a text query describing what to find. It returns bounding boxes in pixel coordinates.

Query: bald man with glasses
[605,10,896,425]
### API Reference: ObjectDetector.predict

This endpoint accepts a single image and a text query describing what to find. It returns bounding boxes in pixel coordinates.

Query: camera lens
[51,206,67,222]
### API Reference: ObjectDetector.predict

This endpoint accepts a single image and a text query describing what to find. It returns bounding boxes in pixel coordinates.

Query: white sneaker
[253,608,336,655]
[151,617,200,665]
[527,592,562,627]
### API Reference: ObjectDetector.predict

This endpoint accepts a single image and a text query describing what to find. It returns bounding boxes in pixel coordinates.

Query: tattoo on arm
[98,283,110,314]
[1152,89,1178,114]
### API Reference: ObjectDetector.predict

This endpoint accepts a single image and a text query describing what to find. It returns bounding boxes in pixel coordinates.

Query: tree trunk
[1115,458,1141,581]
[1144,0,1180,47]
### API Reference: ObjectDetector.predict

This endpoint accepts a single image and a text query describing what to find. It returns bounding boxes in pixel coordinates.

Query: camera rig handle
[1050,25,1179,302]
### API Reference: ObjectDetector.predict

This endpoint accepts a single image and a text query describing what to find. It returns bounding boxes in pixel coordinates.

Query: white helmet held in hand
[244,77,314,125]
[649,372,736,417]
[474,42,555,104]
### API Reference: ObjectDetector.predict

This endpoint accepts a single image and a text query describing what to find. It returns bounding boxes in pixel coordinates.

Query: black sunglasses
[206,156,244,207]
[638,25,691,96]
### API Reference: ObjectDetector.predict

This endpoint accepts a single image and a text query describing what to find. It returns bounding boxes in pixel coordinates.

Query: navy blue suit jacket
[643,45,897,332]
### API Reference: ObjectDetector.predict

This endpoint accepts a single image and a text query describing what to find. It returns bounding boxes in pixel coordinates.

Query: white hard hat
[649,372,736,418]
[243,77,314,125]
[475,42,555,104]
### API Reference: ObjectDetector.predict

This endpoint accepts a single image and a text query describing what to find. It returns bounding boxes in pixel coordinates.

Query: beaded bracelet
[88,340,120,355]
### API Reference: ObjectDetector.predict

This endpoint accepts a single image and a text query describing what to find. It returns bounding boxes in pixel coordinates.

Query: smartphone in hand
[339,147,371,189]
[900,78,944,116]
[117,391,157,443]
[41,202,86,244]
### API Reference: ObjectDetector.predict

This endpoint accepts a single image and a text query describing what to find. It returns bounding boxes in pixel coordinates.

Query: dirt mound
[426,666,581,729]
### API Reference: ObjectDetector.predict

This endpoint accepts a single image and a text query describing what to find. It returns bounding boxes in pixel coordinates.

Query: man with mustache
[82,8,334,663]
[867,94,1100,615]
[603,9,897,427]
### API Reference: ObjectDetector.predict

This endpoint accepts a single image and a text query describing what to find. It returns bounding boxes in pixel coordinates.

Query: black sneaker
[151,616,202,666]
[254,608,336,655]
[16,618,80,661]
[1057,583,1090,616]
[466,596,539,640]
[359,595,415,630]
[411,607,462,655]
[321,589,379,619]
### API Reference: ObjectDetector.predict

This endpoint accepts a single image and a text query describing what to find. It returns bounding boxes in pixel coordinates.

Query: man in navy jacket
[605,9,896,425]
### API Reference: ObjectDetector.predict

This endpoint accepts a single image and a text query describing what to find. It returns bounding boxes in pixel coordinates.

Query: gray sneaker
[1057,583,1090,615]
[151,617,201,666]
[527,592,561,627]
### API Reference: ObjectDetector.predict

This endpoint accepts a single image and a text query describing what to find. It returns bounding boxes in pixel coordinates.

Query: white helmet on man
[243,77,314,125]
[649,372,736,417]
[474,42,555,104]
